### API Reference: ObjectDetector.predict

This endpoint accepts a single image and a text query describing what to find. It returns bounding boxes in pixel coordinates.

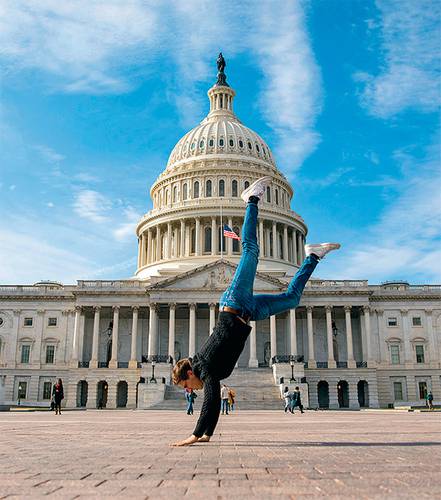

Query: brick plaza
[0,410,440,499]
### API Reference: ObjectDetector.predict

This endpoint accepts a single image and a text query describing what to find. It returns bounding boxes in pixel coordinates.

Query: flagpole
[220,202,223,260]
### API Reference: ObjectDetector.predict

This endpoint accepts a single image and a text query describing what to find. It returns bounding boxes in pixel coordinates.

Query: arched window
[219,179,225,197]
[239,140,244,148]
[232,180,238,197]
[279,234,284,260]
[269,231,273,257]
[209,138,214,147]
[218,226,226,253]
[193,181,199,198]
[199,140,205,149]
[275,188,279,205]
[229,139,234,147]
[233,226,240,253]
[244,180,250,189]
[206,180,212,197]
[183,183,188,200]
[173,186,178,203]
[165,190,169,205]
[266,186,271,203]
[204,227,212,253]
[248,141,252,150]
[219,138,224,147]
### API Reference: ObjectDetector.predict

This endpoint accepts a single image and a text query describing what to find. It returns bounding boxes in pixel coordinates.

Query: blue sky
[0,0,440,284]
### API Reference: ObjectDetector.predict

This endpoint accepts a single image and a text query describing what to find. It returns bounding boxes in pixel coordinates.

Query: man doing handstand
[171,176,340,446]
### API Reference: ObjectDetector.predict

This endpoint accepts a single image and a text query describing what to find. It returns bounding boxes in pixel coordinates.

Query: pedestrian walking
[221,384,229,415]
[228,388,236,412]
[282,386,292,413]
[52,378,64,415]
[426,391,434,410]
[185,388,197,415]
[170,177,340,446]
[291,386,304,414]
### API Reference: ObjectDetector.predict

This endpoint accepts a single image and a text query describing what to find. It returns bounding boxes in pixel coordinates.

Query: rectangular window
[48,317,57,326]
[416,345,425,364]
[18,381,27,399]
[24,317,33,327]
[393,382,403,401]
[43,381,52,400]
[21,345,30,364]
[388,317,397,327]
[390,345,400,365]
[412,316,422,326]
[418,381,427,400]
[45,345,55,364]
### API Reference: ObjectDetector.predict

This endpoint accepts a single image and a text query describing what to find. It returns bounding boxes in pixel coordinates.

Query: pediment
[147,260,286,292]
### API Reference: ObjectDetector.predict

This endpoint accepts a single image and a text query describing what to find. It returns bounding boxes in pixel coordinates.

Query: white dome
[166,84,275,171]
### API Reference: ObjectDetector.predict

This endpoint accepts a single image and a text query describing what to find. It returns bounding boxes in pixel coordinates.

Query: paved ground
[0,410,440,499]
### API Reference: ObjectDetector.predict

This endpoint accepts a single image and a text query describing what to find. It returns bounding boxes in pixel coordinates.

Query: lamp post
[150,360,157,383]
[290,359,296,383]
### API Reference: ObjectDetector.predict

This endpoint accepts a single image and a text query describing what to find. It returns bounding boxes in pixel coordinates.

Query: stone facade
[0,76,440,410]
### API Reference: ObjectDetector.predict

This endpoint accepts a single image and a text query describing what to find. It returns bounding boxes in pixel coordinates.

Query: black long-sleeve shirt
[191,311,251,437]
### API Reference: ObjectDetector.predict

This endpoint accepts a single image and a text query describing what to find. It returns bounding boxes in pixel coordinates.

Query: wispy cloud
[113,206,141,242]
[33,144,65,163]
[356,0,441,117]
[73,189,111,223]
[0,1,322,172]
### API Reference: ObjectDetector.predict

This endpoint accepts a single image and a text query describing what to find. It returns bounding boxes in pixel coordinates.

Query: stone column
[325,306,336,368]
[156,225,161,261]
[227,217,233,255]
[209,303,216,336]
[70,306,82,367]
[265,227,271,258]
[137,236,142,268]
[289,309,297,357]
[168,303,176,361]
[270,315,277,364]
[283,225,288,261]
[306,306,316,368]
[376,309,385,363]
[180,220,185,257]
[189,303,196,357]
[195,217,201,256]
[10,310,20,368]
[259,220,264,256]
[211,217,217,255]
[148,304,158,359]
[272,221,277,259]
[363,306,374,367]
[90,306,101,368]
[249,320,258,367]
[293,230,298,265]
[166,222,172,259]
[345,306,356,368]
[109,306,120,368]
[328,379,339,409]
[349,381,360,409]
[147,229,152,264]
[425,310,438,366]
[129,306,139,368]
[401,309,412,365]
[35,310,45,367]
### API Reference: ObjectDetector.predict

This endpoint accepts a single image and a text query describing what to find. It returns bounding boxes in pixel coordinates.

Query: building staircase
[149,368,283,410]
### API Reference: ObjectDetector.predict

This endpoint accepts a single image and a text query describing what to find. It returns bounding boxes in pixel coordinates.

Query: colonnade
[71,304,374,369]
[138,217,305,267]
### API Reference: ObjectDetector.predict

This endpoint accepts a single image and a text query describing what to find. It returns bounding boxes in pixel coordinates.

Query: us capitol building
[0,60,440,411]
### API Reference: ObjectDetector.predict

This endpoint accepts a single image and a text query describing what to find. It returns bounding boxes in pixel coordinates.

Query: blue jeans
[187,401,193,414]
[221,399,229,414]
[220,200,319,321]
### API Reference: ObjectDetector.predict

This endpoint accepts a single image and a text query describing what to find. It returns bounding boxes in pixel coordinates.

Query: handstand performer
[171,177,340,446]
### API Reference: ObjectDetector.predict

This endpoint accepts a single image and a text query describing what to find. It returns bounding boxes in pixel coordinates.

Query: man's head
[295,386,300,391]
[172,358,204,390]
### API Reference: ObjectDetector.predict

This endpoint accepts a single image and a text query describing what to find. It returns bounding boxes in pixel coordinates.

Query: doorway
[357,380,369,408]
[337,380,349,408]
[317,381,329,408]
[76,380,88,407]
[117,381,128,408]
[97,381,108,408]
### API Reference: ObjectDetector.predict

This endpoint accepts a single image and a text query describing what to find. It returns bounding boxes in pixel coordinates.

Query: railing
[336,361,348,368]
[304,362,308,369]
[78,362,89,368]
[142,355,173,364]
[316,361,328,369]
[356,361,368,368]
[307,280,368,288]
[77,280,144,289]
[98,362,109,368]
[271,355,304,364]
[117,362,129,368]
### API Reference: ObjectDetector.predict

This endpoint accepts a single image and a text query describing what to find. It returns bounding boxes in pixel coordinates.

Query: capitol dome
[135,58,307,281]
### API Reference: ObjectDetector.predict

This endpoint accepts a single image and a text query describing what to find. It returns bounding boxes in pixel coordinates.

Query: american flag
[223,224,241,241]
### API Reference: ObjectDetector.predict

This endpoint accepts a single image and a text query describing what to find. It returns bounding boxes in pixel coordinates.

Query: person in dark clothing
[291,386,305,414]
[170,177,340,446]
[185,388,197,415]
[52,378,64,415]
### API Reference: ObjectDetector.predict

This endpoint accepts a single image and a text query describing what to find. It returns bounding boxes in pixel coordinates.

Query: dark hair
[295,386,300,390]
[284,386,288,392]
[172,358,192,384]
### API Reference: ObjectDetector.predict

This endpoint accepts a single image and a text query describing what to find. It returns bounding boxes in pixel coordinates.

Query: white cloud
[9,185,16,191]
[0,1,322,172]
[73,189,111,223]
[319,146,441,283]
[46,201,54,208]
[113,206,141,241]
[34,144,65,163]
[357,0,440,117]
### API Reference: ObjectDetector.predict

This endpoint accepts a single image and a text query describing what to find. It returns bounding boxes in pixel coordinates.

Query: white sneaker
[240,176,272,203]
[305,242,341,259]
